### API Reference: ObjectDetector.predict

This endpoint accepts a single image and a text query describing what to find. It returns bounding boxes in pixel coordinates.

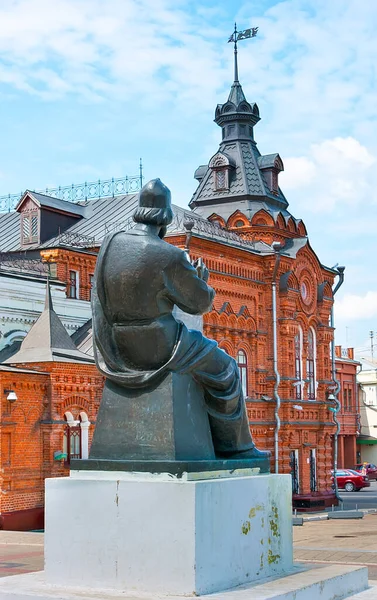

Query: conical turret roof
[4,279,94,364]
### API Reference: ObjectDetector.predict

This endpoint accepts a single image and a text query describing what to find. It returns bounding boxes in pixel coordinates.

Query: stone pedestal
[45,471,293,596]
[89,374,216,461]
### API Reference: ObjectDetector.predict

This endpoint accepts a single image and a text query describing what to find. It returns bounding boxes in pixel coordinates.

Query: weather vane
[228,23,258,82]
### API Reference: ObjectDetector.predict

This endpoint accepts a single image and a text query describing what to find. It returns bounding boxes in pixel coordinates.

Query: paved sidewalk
[0,531,44,578]
[294,513,377,579]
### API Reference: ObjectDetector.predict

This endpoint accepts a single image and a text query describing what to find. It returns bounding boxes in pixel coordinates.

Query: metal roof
[0,190,276,255]
[0,211,21,252]
[39,193,139,248]
[189,140,289,212]
[17,190,85,217]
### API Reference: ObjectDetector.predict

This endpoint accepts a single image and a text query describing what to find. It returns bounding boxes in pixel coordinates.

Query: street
[339,479,377,510]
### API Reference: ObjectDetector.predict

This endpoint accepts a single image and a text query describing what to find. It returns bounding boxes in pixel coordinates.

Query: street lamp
[4,389,17,402]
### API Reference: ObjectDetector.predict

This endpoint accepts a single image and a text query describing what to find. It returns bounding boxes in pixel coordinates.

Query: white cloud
[280,157,316,190]
[279,136,376,212]
[335,291,377,321]
[0,0,230,108]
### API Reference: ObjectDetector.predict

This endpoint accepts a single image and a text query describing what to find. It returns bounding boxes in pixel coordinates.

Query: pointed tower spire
[214,23,261,142]
[232,22,239,83]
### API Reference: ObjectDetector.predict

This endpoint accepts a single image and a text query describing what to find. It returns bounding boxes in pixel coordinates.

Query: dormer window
[257,153,284,196]
[209,151,235,193]
[16,190,84,248]
[21,210,39,245]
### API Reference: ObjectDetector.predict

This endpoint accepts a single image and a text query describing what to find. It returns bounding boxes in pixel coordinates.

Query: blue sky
[0,0,376,355]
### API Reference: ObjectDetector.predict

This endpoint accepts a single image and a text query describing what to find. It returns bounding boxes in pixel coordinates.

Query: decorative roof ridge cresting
[0,163,144,213]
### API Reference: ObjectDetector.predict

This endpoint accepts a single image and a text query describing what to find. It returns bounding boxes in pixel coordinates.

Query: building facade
[334,346,361,469]
[0,64,347,525]
[0,285,102,530]
[357,358,377,464]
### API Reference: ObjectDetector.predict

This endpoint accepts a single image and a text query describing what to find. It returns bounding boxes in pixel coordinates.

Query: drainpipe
[272,243,282,474]
[330,266,345,504]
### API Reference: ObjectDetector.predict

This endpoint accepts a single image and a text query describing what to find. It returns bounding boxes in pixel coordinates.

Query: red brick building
[0,285,102,530]
[334,346,361,469]
[0,66,348,525]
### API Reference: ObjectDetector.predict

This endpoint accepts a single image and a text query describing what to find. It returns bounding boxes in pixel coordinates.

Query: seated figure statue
[90,178,270,472]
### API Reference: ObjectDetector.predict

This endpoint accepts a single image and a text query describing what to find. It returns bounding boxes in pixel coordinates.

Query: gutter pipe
[330,266,345,505]
[272,243,282,474]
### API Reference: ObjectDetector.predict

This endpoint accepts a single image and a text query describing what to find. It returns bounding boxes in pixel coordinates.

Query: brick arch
[228,314,237,328]
[297,220,307,236]
[218,339,234,356]
[208,213,226,228]
[61,395,91,416]
[322,281,333,298]
[205,310,219,326]
[227,210,249,229]
[238,315,257,332]
[308,316,320,330]
[288,272,299,291]
[251,209,274,227]
[287,217,297,233]
[26,406,43,423]
[276,213,285,229]
[295,314,310,332]
[11,406,27,423]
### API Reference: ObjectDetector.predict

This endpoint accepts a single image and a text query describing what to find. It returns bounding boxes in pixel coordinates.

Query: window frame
[21,211,39,245]
[236,349,248,398]
[68,270,79,299]
[306,327,317,400]
[294,328,303,400]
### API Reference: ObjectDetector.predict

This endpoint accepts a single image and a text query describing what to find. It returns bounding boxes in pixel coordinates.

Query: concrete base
[0,565,370,599]
[44,471,293,596]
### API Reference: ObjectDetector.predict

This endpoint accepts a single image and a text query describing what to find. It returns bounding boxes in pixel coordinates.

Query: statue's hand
[201,265,209,282]
[193,258,209,282]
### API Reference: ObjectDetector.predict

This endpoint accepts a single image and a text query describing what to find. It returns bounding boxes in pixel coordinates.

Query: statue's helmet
[133,178,173,237]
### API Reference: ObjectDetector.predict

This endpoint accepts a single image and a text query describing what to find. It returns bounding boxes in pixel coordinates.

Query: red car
[333,469,370,492]
[354,463,377,481]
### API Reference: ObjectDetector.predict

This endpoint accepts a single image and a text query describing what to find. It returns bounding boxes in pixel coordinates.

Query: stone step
[346,581,377,599]
[0,564,369,600]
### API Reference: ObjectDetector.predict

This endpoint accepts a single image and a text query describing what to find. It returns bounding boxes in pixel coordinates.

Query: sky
[0,0,376,355]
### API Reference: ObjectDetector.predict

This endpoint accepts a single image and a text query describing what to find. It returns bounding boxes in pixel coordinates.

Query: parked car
[332,469,370,492]
[354,463,377,481]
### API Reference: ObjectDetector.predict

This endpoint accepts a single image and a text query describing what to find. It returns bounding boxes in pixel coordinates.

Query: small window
[307,328,316,400]
[290,449,299,494]
[235,220,245,228]
[294,330,303,400]
[215,170,227,190]
[310,449,317,492]
[69,270,78,299]
[21,212,39,244]
[89,274,94,301]
[237,350,248,397]
[63,425,81,466]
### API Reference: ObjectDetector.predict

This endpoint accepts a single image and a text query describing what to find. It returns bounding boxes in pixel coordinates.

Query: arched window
[294,328,303,400]
[237,350,248,397]
[307,328,316,400]
[63,411,91,465]
[63,413,81,466]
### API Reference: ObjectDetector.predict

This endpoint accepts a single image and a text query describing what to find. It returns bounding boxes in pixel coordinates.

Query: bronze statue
[88,179,270,473]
